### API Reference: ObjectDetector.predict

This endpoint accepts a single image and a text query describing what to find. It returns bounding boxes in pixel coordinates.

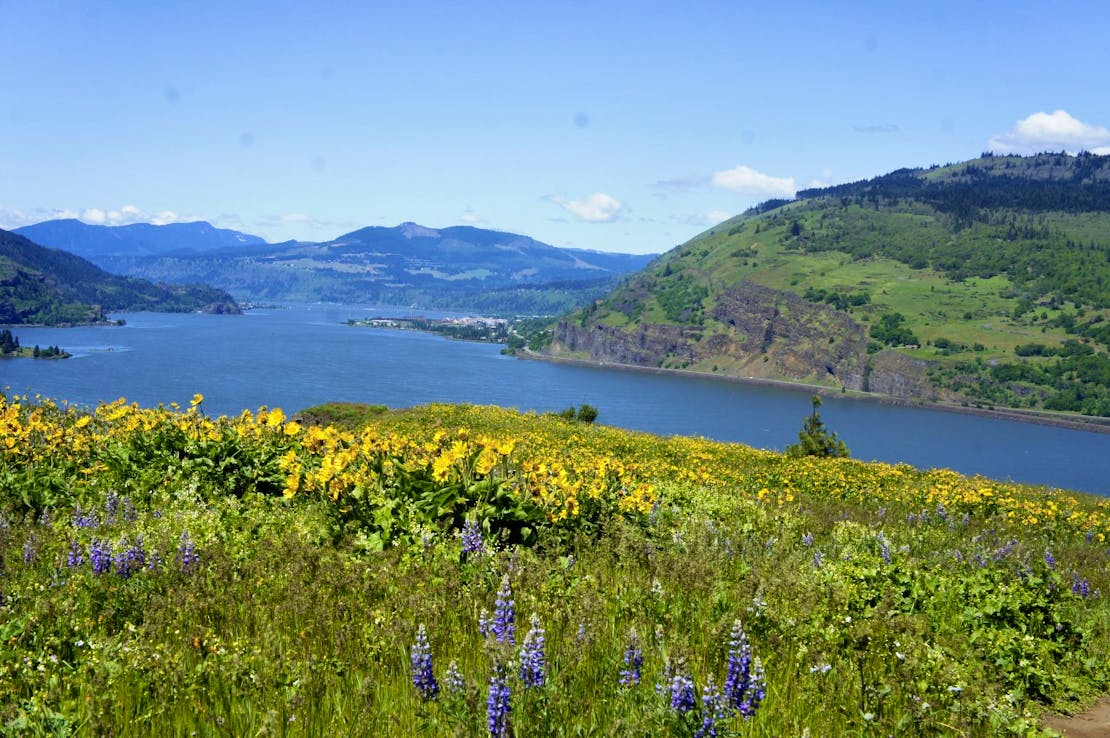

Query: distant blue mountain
[13,219,658,314]
[0,228,240,325]
[14,219,267,259]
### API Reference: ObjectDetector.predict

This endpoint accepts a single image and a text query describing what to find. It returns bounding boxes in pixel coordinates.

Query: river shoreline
[518,350,1110,435]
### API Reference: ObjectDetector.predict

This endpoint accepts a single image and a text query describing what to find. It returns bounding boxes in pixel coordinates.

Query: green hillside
[545,153,1110,418]
[0,229,240,325]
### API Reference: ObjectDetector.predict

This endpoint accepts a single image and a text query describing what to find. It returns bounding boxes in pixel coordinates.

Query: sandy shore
[518,350,1110,435]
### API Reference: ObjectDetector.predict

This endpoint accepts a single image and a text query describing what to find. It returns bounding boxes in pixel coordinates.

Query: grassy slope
[566,157,1110,414]
[2,396,1108,735]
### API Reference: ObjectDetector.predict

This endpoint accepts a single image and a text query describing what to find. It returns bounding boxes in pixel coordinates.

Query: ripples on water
[2,303,1107,495]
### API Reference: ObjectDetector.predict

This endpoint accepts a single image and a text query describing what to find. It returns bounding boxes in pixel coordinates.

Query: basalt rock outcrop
[549,281,935,399]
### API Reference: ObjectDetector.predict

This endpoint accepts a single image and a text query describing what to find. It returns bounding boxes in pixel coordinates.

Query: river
[2,303,1107,495]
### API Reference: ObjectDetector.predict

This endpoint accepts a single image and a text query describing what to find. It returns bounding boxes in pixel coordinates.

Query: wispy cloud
[546,192,624,222]
[988,110,1110,155]
[672,210,733,227]
[256,212,351,233]
[853,123,900,134]
[711,165,796,197]
[652,174,711,192]
[459,210,484,225]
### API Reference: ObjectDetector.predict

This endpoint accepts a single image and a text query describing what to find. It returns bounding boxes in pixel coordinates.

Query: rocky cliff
[549,280,937,399]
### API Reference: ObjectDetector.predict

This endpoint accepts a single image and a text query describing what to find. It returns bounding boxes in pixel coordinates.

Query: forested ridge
[548,153,1110,418]
[0,229,240,325]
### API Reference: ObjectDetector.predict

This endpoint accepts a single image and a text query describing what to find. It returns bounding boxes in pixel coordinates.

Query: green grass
[2,399,1109,736]
[572,194,1110,415]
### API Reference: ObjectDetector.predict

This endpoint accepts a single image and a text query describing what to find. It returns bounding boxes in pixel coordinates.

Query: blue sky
[3,1,1110,254]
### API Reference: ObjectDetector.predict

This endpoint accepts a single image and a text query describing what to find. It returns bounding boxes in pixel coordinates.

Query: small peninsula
[0,329,69,359]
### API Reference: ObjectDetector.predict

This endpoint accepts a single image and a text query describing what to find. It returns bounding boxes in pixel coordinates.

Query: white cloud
[548,192,624,222]
[711,165,796,197]
[150,210,187,225]
[16,204,199,228]
[988,110,1110,155]
[82,208,107,224]
[673,210,733,227]
[459,211,482,224]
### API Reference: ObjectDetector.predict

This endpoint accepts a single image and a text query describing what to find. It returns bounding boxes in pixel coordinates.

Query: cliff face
[549,281,937,399]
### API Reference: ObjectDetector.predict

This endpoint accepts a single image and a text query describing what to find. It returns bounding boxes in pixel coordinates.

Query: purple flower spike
[178,531,199,572]
[66,540,85,569]
[461,519,485,556]
[411,624,438,700]
[519,613,546,688]
[487,670,511,737]
[491,576,515,645]
[90,539,113,575]
[619,627,643,686]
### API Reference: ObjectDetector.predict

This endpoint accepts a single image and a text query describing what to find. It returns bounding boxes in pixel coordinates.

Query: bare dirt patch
[1044,697,1110,737]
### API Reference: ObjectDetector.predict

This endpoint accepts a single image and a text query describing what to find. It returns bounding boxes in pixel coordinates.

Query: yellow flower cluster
[1,394,1107,541]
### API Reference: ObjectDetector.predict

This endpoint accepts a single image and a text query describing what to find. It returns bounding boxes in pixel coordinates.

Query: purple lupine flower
[812,550,823,569]
[178,531,199,572]
[479,609,492,639]
[66,540,85,569]
[443,660,465,696]
[619,628,643,686]
[695,675,725,738]
[802,532,814,547]
[487,670,511,738]
[738,657,766,718]
[992,539,1016,561]
[723,619,752,712]
[519,613,546,688]
[666,669,696,714]
[90,539,113,575]
[880,540,892,565]
[104,492,120,524]
[121,497,137,524]
[411,624,438,700]
[461,519,485,557]
[145,549,164,572]
[1044,549,1057,569]
[1072,573,1092,598]
[71,506,98,529]
[22,535,38,564]
[1086,531,1095,543]
[491,576,515,645]
[954,549,964,563]
[114,537,146,578]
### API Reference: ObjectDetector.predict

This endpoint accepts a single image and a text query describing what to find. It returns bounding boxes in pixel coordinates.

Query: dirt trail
[1044,698,1110,737]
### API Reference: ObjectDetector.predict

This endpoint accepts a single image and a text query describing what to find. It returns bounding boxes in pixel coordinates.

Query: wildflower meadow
[1,393,1108,735]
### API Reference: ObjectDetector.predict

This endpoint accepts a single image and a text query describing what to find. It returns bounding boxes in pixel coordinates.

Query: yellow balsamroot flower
[474,446,500,477]
[265,407,286,428]
[191,393,204,407]
[432,452,455,482]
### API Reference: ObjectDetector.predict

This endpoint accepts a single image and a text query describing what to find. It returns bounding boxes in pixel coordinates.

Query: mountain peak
[398,222,441,239]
